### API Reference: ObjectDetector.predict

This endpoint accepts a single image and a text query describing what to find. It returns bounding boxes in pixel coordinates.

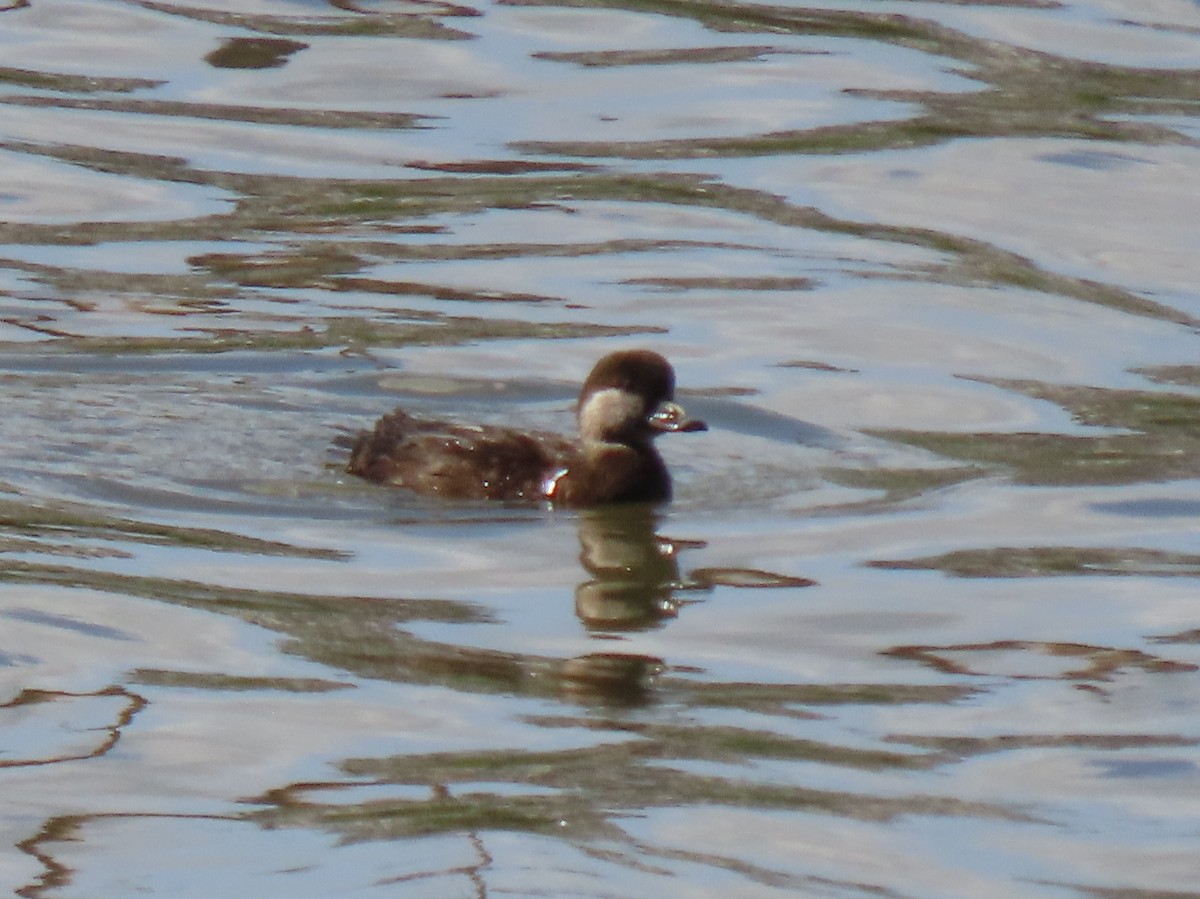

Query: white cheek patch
[579,388,645,441]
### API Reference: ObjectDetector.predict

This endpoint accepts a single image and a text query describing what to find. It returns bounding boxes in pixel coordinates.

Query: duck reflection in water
[564,505,819,705]
[562,505,706,706]
[573,504,705,631]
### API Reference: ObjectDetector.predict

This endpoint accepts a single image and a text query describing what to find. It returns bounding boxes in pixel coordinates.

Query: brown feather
[346,350,703,507]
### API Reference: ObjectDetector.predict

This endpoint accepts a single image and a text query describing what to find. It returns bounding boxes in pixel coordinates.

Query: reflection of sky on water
[1,0,1200,896]
[0,149,233,223]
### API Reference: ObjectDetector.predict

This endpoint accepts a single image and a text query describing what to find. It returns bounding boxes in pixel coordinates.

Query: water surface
[2,0,1200,896]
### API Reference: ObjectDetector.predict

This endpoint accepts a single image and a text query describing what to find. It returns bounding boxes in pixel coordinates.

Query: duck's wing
[348,410,574,502]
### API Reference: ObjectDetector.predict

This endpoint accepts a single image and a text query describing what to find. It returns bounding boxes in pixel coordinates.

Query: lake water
[2,0,1200,896]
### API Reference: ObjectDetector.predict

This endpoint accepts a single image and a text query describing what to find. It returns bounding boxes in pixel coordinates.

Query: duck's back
[348,409,573,502]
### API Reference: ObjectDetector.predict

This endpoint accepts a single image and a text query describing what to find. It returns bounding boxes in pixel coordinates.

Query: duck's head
[576,349,707,446]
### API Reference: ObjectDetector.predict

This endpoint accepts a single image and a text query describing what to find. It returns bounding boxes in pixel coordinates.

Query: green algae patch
[2,138,1190,331]
[625,275,817,292]
[512,1,1200,160]
[876,379,1200,485]
[0,559,484,628]
[131,670,353,692]
[869,547,1200,579]
[1136,365,1200,388]
[534,44,811,67]
[40,316,652,356]
[885,639,1198,682]
[244,724,1016,846]
[825,466,983,502]
[133,0,475,40]
[0,66,161,93]
[5,95,429,130]
[0,496,346,560]
[204,37,308,70]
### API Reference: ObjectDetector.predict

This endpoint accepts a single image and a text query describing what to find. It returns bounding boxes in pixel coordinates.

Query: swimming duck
[347,349,706,506]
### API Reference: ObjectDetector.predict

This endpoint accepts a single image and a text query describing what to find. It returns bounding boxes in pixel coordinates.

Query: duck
[347,349,706,506]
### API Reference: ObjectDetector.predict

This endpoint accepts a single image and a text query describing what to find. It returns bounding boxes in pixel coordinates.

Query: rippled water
[3,0,1200,895]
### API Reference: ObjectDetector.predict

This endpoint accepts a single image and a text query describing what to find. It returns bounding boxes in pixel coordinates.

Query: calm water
[3,0,1200,896]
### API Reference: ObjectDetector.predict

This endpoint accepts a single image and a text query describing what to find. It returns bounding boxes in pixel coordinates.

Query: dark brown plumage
[347,349,705,507]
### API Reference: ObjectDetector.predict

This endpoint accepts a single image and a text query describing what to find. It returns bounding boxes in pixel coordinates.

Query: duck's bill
[648,401,708,433]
